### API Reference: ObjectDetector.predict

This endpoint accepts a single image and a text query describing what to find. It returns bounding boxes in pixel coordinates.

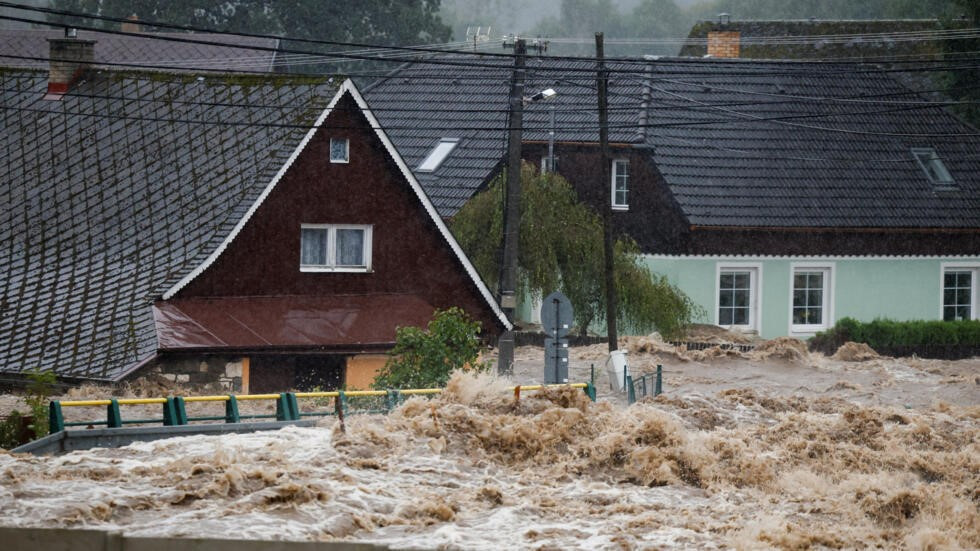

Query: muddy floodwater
[0,338,978,549]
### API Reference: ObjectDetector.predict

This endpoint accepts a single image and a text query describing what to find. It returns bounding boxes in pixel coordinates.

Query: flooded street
[1,339,978,549]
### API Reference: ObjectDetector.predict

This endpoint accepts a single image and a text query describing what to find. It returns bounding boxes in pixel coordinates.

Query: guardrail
[49,383,597,434]
[625,365,663,405]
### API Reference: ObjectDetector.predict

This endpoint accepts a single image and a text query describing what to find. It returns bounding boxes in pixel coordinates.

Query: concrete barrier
[0,527,390,550]
[11,420,319,455]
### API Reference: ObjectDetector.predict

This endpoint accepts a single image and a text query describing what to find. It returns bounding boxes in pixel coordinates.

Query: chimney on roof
[707,30,740,58]
[45,27,95,99]
[121,14,141,33]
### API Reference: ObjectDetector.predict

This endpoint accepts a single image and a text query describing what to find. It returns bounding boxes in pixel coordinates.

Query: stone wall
[140,355,246,392]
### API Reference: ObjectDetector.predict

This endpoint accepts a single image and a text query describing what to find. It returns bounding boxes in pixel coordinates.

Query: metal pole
[596,32,619,353]
[547,105,555,173]
[497,38,526,375]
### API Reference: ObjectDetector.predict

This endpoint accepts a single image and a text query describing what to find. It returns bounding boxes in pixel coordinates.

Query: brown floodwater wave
[1,370,977,549]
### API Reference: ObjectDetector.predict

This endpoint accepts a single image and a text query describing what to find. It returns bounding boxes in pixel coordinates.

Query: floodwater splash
[1,370,977,549]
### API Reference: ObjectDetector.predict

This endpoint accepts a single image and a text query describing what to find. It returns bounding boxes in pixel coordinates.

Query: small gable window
[911,148,954,187]
[300,224,372,272]
[330,138,349,163]
[418,138,459,172]
[612,159,630,210]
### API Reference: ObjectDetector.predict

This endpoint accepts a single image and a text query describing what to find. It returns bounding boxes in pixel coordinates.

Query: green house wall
[642,256,980,339]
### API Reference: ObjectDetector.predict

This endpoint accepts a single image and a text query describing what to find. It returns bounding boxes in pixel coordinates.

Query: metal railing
[625,365,663,405]
[48,383,597,434]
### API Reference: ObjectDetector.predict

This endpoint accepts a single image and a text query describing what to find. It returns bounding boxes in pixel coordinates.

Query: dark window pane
[944,289,956,305]
[734,273,749,289]
[957,272,972,287]
[943,306,956,321]
[793,308,806,324]
[719,290,733,307]
[794,274,806,289]
[793,290,806,307]
[720,273,733,289]
[944,272,957,287]
[719,307,733,325]
[956,289,971,305]
[734,290,748,307]
[807,290,822,306]
[957,306,971,320]
[808,308,822,325]
[733,307,748,325]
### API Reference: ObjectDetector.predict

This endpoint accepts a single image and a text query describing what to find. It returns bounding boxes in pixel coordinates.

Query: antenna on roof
[466,26,492,51]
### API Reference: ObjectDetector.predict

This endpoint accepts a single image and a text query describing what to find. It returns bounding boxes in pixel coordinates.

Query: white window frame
[611,158,630,211]
[789,262,834,335]
[939,262,979,321]
[300,224,372,272]
[329,138,349,164]
[715,262,762,333]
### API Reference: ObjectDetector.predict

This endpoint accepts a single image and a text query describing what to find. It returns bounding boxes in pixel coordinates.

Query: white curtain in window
[336,229,364,266]
[301,228,327,265]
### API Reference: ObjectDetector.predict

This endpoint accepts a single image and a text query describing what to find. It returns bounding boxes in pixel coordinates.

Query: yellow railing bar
[399,388,443,395]
[292,391,339,398]
[183,395,231,403]
[60,400,113,407]
[234,393,281,401]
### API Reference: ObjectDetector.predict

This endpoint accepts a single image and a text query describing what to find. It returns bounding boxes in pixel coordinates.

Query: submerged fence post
[107,399,122,428]
[335,392,346,433]
[655,364,663,396]
[276,392,299,421]
[626,375,636,405]
[385,390,400,412]
[48,400,64,434]
[224,395,240,423]
[584,382,596,402]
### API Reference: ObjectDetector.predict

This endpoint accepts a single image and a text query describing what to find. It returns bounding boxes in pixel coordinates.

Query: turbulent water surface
[1,341,978,549]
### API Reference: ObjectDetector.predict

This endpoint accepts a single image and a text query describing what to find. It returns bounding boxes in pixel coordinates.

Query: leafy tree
[372,307,488,390]
[50,1,452,65]
[24,367,56,438]
[451,163,703,338]
[941,0,980,127]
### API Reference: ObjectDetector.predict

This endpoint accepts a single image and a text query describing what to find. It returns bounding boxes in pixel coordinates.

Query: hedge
[809,317,980,359]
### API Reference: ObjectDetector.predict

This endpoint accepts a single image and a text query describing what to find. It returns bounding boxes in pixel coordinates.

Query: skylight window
[417,139,459,172]
[911,148,954,187]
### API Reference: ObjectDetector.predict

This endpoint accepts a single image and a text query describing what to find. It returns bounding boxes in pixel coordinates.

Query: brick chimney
[707,31,740,58]
[121,14,141,33]
[45,28,95,99]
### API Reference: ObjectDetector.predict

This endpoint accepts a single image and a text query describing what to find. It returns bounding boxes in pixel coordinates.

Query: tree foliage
[50,1,452,47]
[372,307,488,390]
[451,163,703,338]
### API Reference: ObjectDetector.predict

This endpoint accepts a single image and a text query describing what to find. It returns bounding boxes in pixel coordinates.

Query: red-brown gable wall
[175,93,503,337]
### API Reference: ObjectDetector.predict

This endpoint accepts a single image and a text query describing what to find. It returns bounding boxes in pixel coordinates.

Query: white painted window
[300,224,372,272]
[717,264,760,331]
[330,138,349,163]
[911,147,954,187]
[941,265,978,321]
[611,159,629,210]
[418,138,459,172]
[790,264,833,333]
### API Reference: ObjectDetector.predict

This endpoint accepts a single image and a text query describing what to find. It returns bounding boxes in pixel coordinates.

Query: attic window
[417,139,459,172]
[330,138,349,163]
[911,148,954,187]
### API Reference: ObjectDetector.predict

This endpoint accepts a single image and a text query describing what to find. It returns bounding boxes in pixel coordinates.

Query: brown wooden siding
[175,93,503,338]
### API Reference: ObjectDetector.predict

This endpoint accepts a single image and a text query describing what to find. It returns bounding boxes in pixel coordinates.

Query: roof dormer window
[911,148,954,188]
[417,138,459,172]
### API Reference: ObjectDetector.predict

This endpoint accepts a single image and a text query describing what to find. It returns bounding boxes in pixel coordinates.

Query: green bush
[0,410,25,450]
[810,317,980,356]
[372,307,489,390]
[24,368,57,438]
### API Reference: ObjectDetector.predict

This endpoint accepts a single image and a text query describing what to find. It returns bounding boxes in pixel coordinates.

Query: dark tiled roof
[365,56,980,227]
[0,68,335,380]
[0,29,279,71]
[364,55,644,216]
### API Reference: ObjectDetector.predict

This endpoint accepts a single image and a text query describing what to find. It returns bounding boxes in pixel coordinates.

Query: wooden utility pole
[497,37,526,374]
[596,32,619,353]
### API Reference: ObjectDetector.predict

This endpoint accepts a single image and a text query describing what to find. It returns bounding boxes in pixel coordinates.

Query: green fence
[49,383,597,434]
[625,365,663,405]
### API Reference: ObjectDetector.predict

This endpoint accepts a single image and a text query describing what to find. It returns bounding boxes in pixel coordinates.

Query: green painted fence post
[337,391,348,417]
[626,375,636,405]
[385,390,400,412]
[107,399,122,428]
[163,397,188,426]
[48,400,64,434]
[584,382,596,402]
[276,392,299,421]
[225,395,240,423]
[655,364,663,396]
